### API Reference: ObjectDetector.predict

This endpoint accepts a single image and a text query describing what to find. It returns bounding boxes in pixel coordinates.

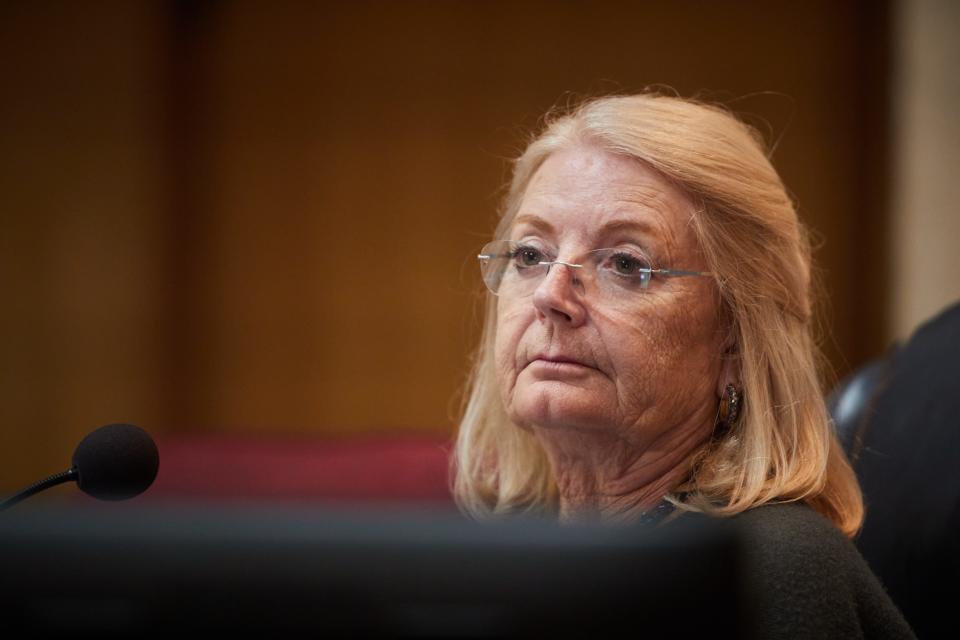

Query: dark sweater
[727,502,916,639]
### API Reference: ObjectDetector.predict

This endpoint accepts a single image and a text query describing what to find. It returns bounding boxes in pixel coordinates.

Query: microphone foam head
[71,423,160,500]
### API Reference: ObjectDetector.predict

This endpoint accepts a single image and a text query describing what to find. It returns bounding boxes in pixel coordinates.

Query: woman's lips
[529,352,593,366]
[526,355,596,377]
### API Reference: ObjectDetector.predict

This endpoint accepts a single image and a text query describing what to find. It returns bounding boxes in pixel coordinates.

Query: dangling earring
[718,383,743,429]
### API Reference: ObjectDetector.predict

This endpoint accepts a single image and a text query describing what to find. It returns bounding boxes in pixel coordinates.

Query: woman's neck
[532,413,713,523]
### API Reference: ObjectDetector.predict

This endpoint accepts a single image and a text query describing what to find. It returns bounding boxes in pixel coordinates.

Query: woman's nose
[531,263,587,326]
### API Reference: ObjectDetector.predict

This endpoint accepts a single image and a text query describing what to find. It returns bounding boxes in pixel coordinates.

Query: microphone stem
[0,467,78,512]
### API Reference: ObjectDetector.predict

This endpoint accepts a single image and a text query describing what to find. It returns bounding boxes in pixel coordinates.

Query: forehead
[514,144,698,254]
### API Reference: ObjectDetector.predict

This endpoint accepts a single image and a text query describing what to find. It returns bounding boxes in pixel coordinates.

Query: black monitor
[0,503,745,635]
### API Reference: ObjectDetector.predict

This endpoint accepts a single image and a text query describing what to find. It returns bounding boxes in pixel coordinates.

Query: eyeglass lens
[478,240,655,301]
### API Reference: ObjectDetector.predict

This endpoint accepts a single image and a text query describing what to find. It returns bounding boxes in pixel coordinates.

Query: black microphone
[0,423,159,511]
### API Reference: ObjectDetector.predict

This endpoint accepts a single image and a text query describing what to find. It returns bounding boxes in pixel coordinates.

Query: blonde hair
[452,93,864,537]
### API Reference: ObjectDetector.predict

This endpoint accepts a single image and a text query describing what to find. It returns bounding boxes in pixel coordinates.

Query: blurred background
[1,0,957,497]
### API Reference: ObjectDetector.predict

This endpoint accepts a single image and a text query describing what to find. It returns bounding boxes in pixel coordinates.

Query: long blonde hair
[452,93,864,537]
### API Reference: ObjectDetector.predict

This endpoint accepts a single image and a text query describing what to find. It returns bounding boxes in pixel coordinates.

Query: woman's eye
[512,246,544,267]
[609,252,651,275]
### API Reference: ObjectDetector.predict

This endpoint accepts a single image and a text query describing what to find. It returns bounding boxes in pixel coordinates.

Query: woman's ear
[716,328,741,397]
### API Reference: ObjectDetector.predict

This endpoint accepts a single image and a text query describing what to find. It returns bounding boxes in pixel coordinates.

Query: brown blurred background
[1,0,957,492]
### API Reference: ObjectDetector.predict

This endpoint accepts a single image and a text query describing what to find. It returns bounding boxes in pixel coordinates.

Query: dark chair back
[827,301,960,639]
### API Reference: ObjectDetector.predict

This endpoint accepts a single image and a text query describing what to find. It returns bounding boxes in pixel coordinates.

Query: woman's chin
[508,382,612,432]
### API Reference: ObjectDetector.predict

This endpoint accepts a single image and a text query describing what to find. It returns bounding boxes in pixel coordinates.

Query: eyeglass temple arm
[652,268,713,278]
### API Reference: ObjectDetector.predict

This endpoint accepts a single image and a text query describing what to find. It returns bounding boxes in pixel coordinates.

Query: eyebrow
[512,214,661,241]
[597,218,659,240]
[512,214,556,235]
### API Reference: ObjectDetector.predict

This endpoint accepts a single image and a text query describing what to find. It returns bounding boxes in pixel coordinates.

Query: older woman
[453,94,915,638]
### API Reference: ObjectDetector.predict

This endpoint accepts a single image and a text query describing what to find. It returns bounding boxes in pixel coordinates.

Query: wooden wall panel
[0,2,167,488]
[0,1,890,490]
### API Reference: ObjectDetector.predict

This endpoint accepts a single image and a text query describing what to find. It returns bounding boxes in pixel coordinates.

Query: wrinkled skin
[494,144,736,521]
